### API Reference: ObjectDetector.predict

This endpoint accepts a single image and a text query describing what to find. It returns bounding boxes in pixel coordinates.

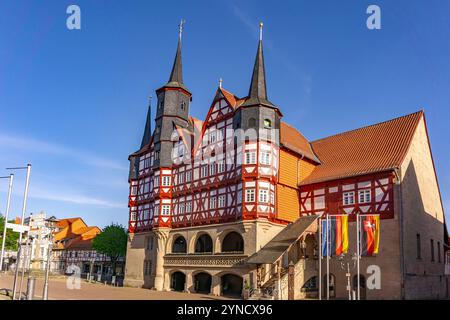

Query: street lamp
[338,253,358,300]
[42,216,59,300]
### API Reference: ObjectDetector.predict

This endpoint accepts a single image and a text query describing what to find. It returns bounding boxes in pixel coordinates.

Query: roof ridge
[311,110,424,144]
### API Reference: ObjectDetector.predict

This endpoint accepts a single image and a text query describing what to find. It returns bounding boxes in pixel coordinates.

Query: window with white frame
[218,195,226,208]
[186,171,192,182]
[260,151,271,165]
[209,131,216,144]
[210,196,217,209]
[162,176,171,186]
[179,203,185,214]
[358,189,371,203]
[154,175,160,188]
[161,205,170,215]
[201,165,208,178]
[259,189,268,203]
[154,204,160,216]
[186,201,192,213]
[270,191,275,205]
[179,172,185,184]
[210,162,216,175]
[245,151,257,164]
[343,192,355,205]
[131,211,137,221]
[218,161,225,173]
[245,189,255,202]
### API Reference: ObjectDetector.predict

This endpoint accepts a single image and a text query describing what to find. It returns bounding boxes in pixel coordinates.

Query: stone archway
[170,271,186,292]
[222,232,244,253]
[221,274,243,297]
[194,272,212,294]
[195,234,213,253]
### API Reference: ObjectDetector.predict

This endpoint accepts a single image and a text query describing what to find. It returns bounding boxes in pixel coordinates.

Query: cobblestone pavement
[0,274,233,300]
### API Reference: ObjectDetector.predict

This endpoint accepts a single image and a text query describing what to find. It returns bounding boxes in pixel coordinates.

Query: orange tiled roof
[280,121,320,163]
[301,111,423,185]
[53,217,101,250]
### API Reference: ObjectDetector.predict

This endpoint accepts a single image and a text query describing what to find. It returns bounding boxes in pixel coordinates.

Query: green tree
[92,223,127,276]
[0,215,19,251]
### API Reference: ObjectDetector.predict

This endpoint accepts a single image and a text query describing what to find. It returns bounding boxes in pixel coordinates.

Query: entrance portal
[171,271,186,292]
[221,274,243,297]
[194,272,212,294]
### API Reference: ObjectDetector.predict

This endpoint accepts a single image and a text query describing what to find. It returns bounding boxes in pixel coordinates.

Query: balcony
[164,253,248,268]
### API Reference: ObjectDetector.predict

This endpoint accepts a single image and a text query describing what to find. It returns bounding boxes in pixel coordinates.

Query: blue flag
[321,219,328,257]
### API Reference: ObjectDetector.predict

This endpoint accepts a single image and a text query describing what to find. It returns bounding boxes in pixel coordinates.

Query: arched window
[195,234,213,253]
[172,236,187,253]
[301,276,318,293]
[222,232,244,253]
[248,118,256,127]
[264,119,272,128]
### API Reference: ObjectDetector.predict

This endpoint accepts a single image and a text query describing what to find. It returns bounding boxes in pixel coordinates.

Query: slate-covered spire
[165,19,189,92]
[140,96,152,148]
[241,22,275,108]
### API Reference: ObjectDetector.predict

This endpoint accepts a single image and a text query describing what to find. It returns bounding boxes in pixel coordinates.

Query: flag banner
[321,215,349,257]
[359,215,380,256]
[321,219,328,257]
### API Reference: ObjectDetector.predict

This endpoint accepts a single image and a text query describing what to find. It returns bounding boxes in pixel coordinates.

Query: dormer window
[264,119,272,128]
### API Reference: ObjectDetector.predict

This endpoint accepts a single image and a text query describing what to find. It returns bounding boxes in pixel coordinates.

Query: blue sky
[0,1,449,228]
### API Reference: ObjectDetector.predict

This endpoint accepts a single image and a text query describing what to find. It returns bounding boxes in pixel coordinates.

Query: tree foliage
[0,215,19,250]
[92,223,127,274]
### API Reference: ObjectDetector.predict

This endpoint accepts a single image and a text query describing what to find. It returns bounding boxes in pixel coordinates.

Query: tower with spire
[153,19,192,168]
[236,22,282,141]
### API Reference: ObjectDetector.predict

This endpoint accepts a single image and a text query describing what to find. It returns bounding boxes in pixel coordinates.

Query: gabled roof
[54,217,101,250]
[301,111,424,185]
[280,122,320,164]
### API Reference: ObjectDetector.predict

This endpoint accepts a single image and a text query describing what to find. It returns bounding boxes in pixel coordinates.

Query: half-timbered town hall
[124,23,449,300]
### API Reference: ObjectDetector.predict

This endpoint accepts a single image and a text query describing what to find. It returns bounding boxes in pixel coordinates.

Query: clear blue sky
[0,1,449,228]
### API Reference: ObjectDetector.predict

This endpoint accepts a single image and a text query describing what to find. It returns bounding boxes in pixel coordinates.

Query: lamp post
[42,216,58,300]
[339,253,358,300]
[0,174,14,272]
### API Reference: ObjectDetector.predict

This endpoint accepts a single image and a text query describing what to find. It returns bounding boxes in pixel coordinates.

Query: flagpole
[326,214,330,300]
[318,216,322,300]
[356,213,360,300]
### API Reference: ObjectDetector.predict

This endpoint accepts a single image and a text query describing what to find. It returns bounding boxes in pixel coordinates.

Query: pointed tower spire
[167,19,185,87]
[141,95,153,148]
[241,22,275,108]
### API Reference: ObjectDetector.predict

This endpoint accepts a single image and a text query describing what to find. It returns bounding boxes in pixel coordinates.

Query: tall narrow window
[438,241,441,263]
[260,151,271,165]
[186,171,192,182]
[201,165,208,178]
[210,196,217,209]
[431,239,435,262]
[358,190,371,203]
[218,161,225,173]
[259,189,268,203]
[416,233,421,259]
[218,195,226,208]
[186,201,192,213]
[210,162,216,175]
[245,151,256,164]
[264,119,272,128]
